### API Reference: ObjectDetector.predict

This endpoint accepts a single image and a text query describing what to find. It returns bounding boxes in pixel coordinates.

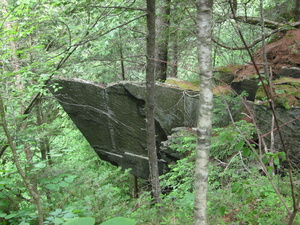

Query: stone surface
[278,66,300,78]
[230,78,259,101]
[255,77,300,109]
[49,77,199,179]
[253,105,300,163]
[49,77,300,178]
[213,70,235,85]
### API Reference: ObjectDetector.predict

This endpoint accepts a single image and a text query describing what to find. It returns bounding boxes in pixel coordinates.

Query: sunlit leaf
[45,184,60,191]
[63,217,95,225]
[59,181,69,187]
[100,217,136,225]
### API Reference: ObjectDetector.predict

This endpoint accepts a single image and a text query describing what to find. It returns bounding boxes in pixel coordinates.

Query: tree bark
[170,33,178,78]
[155,0,171,81]
[118,29,126,80]
[194,0,214,224]
[233,16,300,29]
[146,0,162,204]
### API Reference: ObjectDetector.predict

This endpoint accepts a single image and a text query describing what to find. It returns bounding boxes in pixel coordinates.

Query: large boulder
[49,77,199,179]
[255,77,300,109]
[278,66,300,79]
[49,77,300,177]
[253,105,300,163]
[231,78,259,101]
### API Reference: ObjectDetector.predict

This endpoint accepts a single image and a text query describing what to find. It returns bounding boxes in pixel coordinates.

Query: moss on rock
[255,78,300,109]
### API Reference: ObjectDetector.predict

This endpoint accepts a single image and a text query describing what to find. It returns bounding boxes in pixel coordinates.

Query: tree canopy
[1,0,300,224]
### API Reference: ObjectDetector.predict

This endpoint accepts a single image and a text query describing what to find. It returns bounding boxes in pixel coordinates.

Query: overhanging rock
[49,77,199,179]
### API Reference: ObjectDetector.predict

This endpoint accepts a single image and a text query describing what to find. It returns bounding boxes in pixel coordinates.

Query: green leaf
[0,178,11,185]
[46,183,60,191]
[50,209,63,216]
[219,206,226,216]
[262,157,269,165]
[65,176,76,183]
[72,210,84,214]
[19,221,30,225]
[273,157,280,166]
[274,89,285,94]
[5,213,18,219]
[219,133,229,142]
[0,213,7,218]
[266,166,275,174]
[280,152,286,161]
[31,161,47,171]
[53,217,64,225]
[63,217,95,225]
[62,212,76,219]
[100,217,136,225]
[231,183,242,194]
[242,148,251,157]
[59,181,69,188]
[236,140,244,151]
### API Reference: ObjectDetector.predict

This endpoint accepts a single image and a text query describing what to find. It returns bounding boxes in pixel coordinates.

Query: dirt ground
[236,29,300,78]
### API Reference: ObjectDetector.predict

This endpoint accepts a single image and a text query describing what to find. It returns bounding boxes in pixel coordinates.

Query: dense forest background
[1,0,300,224]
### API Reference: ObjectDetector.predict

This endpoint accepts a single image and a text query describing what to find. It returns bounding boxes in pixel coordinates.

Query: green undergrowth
[156,121,299,224]
[1,118,299,224]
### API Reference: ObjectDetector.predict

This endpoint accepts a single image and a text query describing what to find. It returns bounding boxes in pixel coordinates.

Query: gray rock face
[231,79,259,101]
[49,77,300,178]
[49,77,199,179]
[278,66,300,78]
[254,105,300,163]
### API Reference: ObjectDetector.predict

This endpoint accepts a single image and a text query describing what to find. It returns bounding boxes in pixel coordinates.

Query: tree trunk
[170,33,178,78]
[118,29,126,80]
[230,0,237,14]
[194,0,214,224]
[155,0,171,81]
[146,0,162,204]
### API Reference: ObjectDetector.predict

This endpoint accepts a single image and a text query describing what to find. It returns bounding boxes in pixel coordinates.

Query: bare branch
[74,13,147,46]
[90,5,146,11]
[213,26,288,50]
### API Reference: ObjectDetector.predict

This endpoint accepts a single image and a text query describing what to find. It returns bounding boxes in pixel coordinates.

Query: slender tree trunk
[194,0,214,224]
[36,98,52,164]
[118,29,126,80]
[155,0,171,81]
[133,175,139,198]
[0,94,44,224]
[146,0,162,204]
[230,0,237,14]
[170,33,178,78]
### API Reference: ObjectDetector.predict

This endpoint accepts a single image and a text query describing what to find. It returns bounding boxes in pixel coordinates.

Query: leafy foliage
[211,120,255,159]
[100,217,136,225]
[0,0,299,224]
[212,91,247,126]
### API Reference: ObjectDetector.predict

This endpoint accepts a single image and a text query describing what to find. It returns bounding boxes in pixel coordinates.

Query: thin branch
[124,25,147,35]
[90,5,146,11]
[234,16,300,30]
[261,117,300,138]
[73,13,147,46]
[0,13,146,157]
[0,93,44,224]
[213,27,284,50]
[213,20,300,51]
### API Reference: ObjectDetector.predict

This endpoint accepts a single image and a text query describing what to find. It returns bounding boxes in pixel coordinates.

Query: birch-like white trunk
[194,0,214,224]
